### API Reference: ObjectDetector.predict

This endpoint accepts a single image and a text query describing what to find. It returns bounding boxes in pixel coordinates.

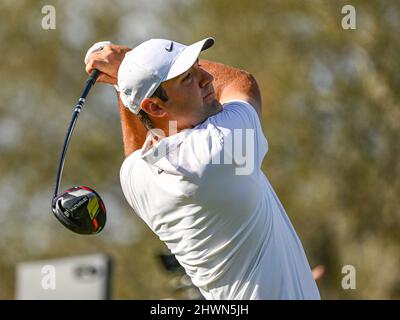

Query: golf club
[51,69,106,235]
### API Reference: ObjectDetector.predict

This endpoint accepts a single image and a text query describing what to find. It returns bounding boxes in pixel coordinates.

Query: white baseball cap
[117,37,214,114]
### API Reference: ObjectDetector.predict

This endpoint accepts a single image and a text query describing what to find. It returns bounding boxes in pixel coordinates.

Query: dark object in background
[158,252,185,273]
[157,252,204,300]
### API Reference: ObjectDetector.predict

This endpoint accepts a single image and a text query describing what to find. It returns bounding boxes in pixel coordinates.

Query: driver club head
[52,186,106,235]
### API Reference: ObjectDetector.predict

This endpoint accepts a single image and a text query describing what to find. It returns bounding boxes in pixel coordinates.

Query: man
[85,37,321,299]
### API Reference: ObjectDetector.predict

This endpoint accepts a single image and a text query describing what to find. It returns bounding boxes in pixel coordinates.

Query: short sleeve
[213,100,262,132]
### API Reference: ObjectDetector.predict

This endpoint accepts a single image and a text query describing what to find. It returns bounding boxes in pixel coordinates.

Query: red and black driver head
[52,186,106,235]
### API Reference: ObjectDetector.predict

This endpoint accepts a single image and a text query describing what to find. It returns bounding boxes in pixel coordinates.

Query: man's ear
[140,98,167,118]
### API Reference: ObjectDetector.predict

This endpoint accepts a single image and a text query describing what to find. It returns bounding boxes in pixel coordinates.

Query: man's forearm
[200,59,262,116]
[117,93,148,157]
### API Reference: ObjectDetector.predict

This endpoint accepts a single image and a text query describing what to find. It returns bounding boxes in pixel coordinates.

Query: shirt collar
[140,129,192,165]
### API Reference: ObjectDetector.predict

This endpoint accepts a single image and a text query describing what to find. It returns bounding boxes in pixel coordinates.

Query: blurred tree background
[0,0,399,299]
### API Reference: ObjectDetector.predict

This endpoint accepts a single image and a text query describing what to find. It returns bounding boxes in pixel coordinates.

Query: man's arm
[117,94,148,157]
[200,59,262,117]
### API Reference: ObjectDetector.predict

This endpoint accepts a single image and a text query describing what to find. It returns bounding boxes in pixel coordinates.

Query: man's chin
[209,100,223,116]
[192,101,223,127]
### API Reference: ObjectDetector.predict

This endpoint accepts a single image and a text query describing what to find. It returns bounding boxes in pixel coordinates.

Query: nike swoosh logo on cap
[165,42,173,52]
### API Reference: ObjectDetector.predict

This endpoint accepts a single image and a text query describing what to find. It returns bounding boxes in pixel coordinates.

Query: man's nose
[199,69,213,88]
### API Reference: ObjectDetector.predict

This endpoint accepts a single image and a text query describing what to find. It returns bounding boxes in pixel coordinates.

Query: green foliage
[0,0,398,299]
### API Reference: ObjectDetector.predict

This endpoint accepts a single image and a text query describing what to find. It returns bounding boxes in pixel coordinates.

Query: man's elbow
[218,69,263,117]
[246,73,262,117]
[234,71,262,117]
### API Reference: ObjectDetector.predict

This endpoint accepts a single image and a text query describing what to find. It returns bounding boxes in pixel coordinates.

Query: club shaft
[52,70,100,206]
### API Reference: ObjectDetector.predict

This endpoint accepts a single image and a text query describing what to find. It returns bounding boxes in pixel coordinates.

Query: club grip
[80,69,100,100]
[88,69,100,85]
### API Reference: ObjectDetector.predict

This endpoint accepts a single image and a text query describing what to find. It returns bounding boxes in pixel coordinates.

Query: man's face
[160,60,222,130]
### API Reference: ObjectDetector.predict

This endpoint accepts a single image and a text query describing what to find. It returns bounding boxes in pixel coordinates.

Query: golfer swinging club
[85,37,321,299]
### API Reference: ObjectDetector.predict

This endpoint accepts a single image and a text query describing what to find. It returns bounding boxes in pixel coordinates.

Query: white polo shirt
[120,100,320,300]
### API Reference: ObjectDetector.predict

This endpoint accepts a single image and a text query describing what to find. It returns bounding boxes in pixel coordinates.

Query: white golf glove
[84,41,113,64]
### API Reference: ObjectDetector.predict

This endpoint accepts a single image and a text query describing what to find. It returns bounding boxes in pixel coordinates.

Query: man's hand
[85,42,131,85]
[312,265,325,281]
